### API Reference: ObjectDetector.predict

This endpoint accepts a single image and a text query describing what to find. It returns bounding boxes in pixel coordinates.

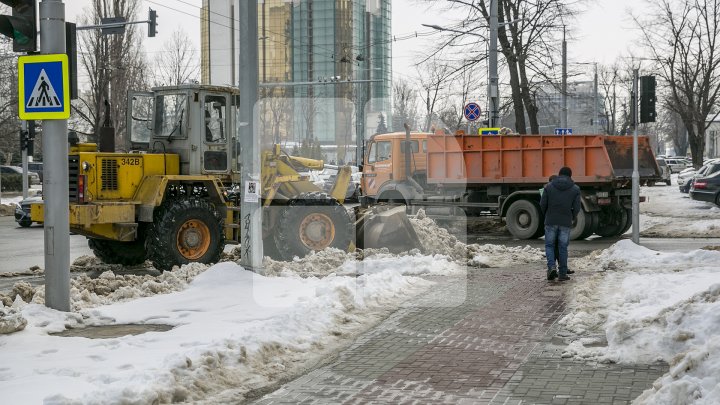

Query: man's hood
[551,175,575,191]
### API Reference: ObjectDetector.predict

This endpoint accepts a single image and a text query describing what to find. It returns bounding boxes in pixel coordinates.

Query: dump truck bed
[426,134,660,184]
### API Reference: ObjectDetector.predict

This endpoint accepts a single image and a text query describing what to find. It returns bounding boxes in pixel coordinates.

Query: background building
[201,0,391,162]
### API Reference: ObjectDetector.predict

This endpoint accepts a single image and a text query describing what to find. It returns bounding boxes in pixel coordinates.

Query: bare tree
[418,59,453,131]
[258,86,290,144]
[152,29,199,86]
[423,0,579,134]
[73,0,148,150]
[392,78,419,131]
[636,0,720,167]
[0,39,19,164]
[440,66,480,131]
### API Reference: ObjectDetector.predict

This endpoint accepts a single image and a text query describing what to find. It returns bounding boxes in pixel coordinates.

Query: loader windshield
[154,93,188,139]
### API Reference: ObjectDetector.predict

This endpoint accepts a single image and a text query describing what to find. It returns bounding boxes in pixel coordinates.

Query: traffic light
[640,75,656,123]
[0,0,37,53]
[20,120,35,155]
[148,8,157,37]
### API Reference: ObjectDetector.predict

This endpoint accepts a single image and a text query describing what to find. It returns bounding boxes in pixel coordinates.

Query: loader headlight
[82,161,91,171]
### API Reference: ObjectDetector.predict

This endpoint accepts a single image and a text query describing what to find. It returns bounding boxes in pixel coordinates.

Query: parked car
[655,158,672,185]
[27,162,43,182]
[0,165,40,185]
[14,195,43,227]
[312,165,361,201]
[680,160,720,193]
[664,158,692,173]
[690,169,720,205]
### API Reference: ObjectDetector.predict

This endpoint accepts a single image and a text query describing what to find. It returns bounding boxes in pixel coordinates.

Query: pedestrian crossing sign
[18,54,70,120]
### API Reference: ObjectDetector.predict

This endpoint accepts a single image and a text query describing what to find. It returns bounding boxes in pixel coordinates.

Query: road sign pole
[21,121,28,199]
[40,0,70,311]
[238,0,263,273]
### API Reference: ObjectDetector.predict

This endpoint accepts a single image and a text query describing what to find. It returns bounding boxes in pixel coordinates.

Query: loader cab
[128,84,239,177]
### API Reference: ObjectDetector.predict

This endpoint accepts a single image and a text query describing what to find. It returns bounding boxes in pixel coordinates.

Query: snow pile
[410,209,544,265]
[561,240,720,404]
[0,262,429,403]
[0,303,27,334]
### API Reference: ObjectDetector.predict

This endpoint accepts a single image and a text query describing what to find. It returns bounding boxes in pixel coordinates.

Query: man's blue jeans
[545,225,570,276]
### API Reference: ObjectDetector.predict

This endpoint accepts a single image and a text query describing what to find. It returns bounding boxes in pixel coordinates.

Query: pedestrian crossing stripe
[26,69,62,109]
[18,54,70,120]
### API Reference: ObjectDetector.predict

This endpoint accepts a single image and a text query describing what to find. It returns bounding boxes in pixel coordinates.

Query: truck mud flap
[354,205,422,253]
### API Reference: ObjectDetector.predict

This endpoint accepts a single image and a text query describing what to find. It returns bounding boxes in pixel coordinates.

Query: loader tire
[274,192,352,261]
[147,198,224,271]
[506,199,542,240]
[88,235,147,266]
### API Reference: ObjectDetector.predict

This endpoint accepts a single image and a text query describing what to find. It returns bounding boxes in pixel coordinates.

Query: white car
[0,165,40,185]
[664,158,691,173]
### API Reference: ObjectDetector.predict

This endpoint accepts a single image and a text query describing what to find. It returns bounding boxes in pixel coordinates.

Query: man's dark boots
[547,266,558,281]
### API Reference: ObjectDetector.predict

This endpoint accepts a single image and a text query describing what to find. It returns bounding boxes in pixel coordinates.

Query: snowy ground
[0,214,544,404]
[1,180,719,403]
[639,175,720,237]
[561,178,720,405]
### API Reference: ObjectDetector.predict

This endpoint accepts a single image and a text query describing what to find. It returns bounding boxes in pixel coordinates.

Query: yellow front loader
[32,84,418,270]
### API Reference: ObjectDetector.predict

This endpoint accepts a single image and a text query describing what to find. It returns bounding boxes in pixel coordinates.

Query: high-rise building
[200,0,391,156]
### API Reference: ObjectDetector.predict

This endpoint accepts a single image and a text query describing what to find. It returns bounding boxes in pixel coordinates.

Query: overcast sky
[62,0,641,86]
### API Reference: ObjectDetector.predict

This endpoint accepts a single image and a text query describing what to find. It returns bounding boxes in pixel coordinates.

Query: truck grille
[68,155,79,201]
[101,158,118,191]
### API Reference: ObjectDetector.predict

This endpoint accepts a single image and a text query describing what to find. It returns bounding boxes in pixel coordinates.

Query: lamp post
[489,0,499,128]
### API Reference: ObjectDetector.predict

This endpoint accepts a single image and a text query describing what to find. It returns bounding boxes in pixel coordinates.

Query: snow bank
[561,240,720,404]
[639,182,720,237]
[0,262,430,403]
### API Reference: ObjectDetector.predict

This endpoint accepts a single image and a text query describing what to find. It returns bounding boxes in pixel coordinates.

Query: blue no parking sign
[464,102,481,122]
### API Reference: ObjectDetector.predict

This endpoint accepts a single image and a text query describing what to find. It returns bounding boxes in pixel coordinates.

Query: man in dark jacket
[540,167,581,281]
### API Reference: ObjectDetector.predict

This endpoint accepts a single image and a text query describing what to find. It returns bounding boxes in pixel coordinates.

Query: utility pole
[41,0,70,311]
[561,26,567,129]
[632,68,640,244]
[593,63,598,134]
[488,0,499,127]
[238,0,263,273]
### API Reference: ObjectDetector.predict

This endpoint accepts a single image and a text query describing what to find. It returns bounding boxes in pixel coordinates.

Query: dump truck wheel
[88,236,147,266]
[506,199,542,239]
[596,205,628,237]
[620,209,633,234]
[18,217,32,228]
[573,210,598,240]
[274,192,352,261]
[147,198,224,271]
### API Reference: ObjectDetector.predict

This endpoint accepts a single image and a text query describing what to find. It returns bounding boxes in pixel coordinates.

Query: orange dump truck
[361,131,661,240]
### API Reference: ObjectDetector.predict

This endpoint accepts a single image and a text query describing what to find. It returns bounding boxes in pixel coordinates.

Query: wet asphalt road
[2,214,719,275]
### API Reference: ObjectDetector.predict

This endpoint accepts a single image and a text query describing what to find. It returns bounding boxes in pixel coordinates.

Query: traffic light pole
[40,0,70,311]
[632,68,640,244]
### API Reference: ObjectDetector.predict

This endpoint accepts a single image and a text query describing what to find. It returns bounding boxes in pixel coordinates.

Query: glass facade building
[201,0,391,154]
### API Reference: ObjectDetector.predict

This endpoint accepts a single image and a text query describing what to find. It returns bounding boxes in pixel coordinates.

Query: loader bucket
[355,205,423,253]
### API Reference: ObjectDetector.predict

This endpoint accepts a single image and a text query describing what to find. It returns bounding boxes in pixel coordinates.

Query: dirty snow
[0,209,549,404]
[4,178,719,403]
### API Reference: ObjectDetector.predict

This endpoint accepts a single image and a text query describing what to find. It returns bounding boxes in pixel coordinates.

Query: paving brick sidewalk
[254,266,667,404]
